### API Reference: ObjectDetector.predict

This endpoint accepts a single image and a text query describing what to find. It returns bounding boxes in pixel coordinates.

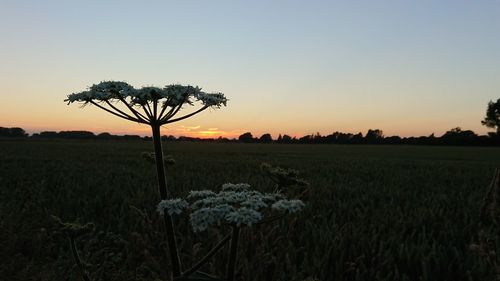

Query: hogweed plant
[157,183,305,281]
[65,81,306,280]
[66,81,226,279]
[52,216,94,281]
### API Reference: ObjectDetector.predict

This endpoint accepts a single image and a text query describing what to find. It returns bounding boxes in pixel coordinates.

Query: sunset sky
[1,0,499,139]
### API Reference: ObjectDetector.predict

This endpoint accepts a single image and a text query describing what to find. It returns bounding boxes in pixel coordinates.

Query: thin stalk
[116,95,149,121]
[164,106,209,124]
[151,124,182,277]
[69,237,91,281]
[147,101,155,118]
[160,103,183,122]
[104,100,143,122]
[183,233,232,277]
[253,214,285,226]
[89,101,143,123]
[142,104,153,120]
[226,226,240,281]
[153,100,158,119]
[157,98,173,120]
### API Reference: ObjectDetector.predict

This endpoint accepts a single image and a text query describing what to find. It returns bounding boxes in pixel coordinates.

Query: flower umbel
[157,183,305,232]
[66,81,227,125]
[272,199,306,213]
[157,199,189,216]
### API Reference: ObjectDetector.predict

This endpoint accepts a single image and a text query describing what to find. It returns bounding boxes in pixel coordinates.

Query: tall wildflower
[66,81,227,278]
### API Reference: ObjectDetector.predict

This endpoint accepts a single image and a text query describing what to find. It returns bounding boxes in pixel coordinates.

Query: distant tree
[441,127,478,145]
[97,132,113,139]
[0,127,8,137]
[384,136,402,144]
[59,131,95,139]
[10,127,28,137]
[161,135,177,142]
[122,134,142,141]
[38,131,59,138]
[365,129,384,143]
[351,132,363,144]
[238,132,254,143]
[0,127,27,137]
[482,99,500,134]
[442,127,477,138]
[276,134,283,143]
[312,132,323,143]
[259,133,273,143]
[281,134,292,143]
[298,134,312,143]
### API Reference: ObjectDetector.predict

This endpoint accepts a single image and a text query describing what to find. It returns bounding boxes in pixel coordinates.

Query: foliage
[0,127,28,138]
[482,99,500,134]
[238,132,254,143]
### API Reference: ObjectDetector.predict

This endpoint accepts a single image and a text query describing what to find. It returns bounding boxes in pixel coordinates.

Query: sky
[1,0,499,138]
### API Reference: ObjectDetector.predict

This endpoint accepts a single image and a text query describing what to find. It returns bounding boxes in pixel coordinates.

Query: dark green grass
[1,139,499,280]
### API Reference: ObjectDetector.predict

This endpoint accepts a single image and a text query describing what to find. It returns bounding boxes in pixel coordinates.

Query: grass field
[1,139,500,281]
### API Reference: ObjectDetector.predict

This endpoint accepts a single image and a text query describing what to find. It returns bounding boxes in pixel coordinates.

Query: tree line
[3,97,500,146]
[1,126,500,146]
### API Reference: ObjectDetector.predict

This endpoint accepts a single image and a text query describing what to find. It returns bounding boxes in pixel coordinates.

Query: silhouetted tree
[10,127,28,137]
[0,127,28,137]
[442,127,476,138]
[0,127,8,137]
[276,134,283,143]
[238,132,254,143]
[122,134,141,140]
[299,134,312,143]
[282,134,292,143]
[58,131,95,139]
[259,133,273,143]
[161,135,177,142]
[365,129,384,143]
[37,131,59,138]
[97,132,113,139]
[441,127,477,145]
[482,99,500,135]
[384,136,402,144]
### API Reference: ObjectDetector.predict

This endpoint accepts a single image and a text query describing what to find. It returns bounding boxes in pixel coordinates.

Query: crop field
[1,139,500,281]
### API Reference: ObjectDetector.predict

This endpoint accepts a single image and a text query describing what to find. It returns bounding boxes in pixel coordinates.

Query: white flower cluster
[222,183,251,192]
[225,207,262,227]
[157,198,189,216]
[156,183,305,232]
[65,81,227,108]
[189,183,304,232]
[187,190,216,199]
[190,204,235,232]
[271,199,305,213]
[65,81,134,103]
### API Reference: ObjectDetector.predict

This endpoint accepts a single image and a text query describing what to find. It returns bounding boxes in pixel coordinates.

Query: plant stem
[183,233,231,277]
[164,106,209,124]
[151,123,182,277]
[69,237,91,281]
[226,226,240,281]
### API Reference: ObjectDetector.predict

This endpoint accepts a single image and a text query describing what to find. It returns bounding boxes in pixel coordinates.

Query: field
[1,139,500,281]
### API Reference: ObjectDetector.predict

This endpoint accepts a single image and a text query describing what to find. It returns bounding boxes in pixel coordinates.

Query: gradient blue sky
[1,0,499,138]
